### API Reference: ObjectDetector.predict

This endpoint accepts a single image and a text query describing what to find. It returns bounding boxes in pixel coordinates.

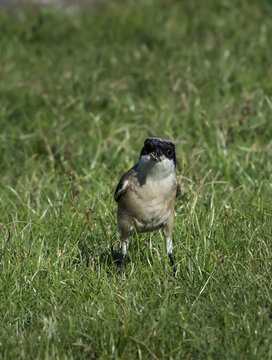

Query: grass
[1,0,272,358]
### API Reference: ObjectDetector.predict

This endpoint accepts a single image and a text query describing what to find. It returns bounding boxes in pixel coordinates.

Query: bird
[114,136,180,273]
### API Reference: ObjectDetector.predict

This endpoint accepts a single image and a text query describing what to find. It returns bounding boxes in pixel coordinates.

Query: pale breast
[123,175,176,232]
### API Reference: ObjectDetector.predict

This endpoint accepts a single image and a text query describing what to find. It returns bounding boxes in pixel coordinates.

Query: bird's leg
[163,214,177,274]
[165,236,176,274]
[120,237,129,274]
[148,234,152,250]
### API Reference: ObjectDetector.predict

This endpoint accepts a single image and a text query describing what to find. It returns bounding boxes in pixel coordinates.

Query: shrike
[114,136,180,273]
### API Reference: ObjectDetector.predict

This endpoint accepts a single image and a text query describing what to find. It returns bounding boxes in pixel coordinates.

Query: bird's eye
[167,149,173,156]
[146,144,152,153]
[141,145,150,156]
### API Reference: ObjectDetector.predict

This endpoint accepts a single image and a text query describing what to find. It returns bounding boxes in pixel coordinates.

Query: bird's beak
[150,148,161,162]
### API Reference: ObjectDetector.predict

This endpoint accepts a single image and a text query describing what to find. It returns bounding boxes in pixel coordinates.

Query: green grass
[1,0,272,358]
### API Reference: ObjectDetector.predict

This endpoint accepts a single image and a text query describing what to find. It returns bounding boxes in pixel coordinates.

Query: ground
[0,0,272,358]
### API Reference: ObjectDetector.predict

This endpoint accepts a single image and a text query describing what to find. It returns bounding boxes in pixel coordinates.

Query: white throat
[138,155,175,182]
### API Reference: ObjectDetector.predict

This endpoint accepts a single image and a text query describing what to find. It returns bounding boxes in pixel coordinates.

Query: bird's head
[138,136,176,178]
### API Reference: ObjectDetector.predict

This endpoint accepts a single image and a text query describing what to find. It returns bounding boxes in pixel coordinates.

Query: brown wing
[114,165,138,202]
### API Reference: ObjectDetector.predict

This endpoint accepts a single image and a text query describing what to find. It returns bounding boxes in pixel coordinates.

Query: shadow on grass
[76,236,178,275]
[96,247,124,268]
[75,242,131,273]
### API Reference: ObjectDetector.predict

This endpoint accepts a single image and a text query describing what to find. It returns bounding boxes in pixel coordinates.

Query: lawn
[1,0,272,358]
